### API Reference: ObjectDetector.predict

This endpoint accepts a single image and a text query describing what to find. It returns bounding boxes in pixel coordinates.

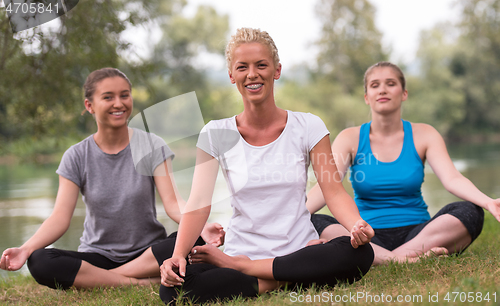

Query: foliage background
[1,0,500,161]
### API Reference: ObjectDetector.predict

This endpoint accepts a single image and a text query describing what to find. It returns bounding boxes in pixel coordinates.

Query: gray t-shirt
[56,128,174,262]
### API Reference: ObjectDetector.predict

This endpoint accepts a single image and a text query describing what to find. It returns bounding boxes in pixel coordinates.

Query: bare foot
[188,244,250,269]
[377,247,449,265]
[306,239,329,247]
[399,247,449,264]
[137,276,161,285]
[258,279,289,294]
[423,247,449,258]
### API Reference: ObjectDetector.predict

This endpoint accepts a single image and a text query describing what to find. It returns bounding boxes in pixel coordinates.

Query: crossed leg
[189,245,283,293]
[316,214,471,265]
[74,250,160,288]
[109,247,161,280]
[28,233,198,290]
[28,246,163,289]
[188,236,373,293]
[77,247,164,288]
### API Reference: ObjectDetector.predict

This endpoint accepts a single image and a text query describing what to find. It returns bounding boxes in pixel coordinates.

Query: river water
[1,143,499,279]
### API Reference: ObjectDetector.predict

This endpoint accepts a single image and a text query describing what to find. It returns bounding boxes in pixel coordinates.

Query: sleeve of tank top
[306,113,330,152]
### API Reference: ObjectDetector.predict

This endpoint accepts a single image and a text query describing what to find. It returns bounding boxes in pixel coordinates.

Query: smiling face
[228,42,282,106]
[364,66,408,114]
[85,76,132,130]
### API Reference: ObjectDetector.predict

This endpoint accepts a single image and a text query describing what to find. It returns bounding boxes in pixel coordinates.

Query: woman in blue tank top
[308,61,500,265]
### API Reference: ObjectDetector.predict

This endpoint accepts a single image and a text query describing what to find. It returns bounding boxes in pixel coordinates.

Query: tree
[409,0,500,139]
[274,0,386,136]
[315,0,387,94]
[143,4,232,122]
[0,0,182,154]
[0,0,231,158]
[405,23,466,135]
[453,0,500,136]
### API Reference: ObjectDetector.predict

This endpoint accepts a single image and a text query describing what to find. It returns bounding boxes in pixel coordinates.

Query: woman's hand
[350,220,374,248]
[0,248,30,271]
[201,223,225,247]
[160,255,186,287]
[485,198,500,222]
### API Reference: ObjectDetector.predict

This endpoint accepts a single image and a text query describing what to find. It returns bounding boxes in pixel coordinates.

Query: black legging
[27,232,204,290]
[159,236,374,305]
[312,201,484,252]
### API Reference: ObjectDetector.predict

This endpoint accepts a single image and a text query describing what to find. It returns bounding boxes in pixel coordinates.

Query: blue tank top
[349,120,430,229]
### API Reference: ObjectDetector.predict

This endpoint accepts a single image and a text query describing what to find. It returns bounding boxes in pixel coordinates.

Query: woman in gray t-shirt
[0,68,223,290]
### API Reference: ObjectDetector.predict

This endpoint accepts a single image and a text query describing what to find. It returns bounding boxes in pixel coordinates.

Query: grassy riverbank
[1,213,499,305]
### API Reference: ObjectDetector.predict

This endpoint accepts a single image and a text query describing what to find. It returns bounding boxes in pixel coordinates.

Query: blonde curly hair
[225,28,280,70]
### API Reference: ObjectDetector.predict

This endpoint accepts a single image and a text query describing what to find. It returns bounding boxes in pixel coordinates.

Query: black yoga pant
[312,201,484,252]
[159,263,259,305]
[27,232,204,290]
[273,236,373,287]
[159,236,374,305]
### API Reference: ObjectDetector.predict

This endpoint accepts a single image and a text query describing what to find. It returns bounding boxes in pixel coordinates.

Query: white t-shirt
[197,110,330,260]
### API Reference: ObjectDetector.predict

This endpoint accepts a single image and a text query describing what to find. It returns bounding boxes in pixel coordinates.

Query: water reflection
[0,166,233,280]
[1,143,499,280]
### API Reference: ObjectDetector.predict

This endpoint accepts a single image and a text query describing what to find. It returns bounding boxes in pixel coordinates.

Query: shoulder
[337,126,361,139]
[334,126,361,145]
[200,117,236,132]
[411,122,442,142]
[410,122,446,158]
[197,117,240,156]
[61,135,93,159]
[287,111,328,133]
[131,128,166,146]
[199,117,239,143]
[288,111,325,124]
[332,126,361,153]
[130,128,174,165]
[57,135,93,182]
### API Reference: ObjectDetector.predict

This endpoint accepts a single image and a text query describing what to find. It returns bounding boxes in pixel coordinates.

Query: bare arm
[307,128,357,214]
[160,148,219,286]
[154,158,183,224]
[310,136,373,247]
[154,157,225,245]
[1,176,78,271]
[422,124,500,222]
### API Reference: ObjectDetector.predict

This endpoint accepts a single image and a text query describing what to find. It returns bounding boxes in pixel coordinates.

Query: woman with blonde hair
[158,28,375,304]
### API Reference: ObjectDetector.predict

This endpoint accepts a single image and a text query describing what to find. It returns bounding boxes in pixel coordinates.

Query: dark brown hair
[363,61,405,93]
[83,68,132,101]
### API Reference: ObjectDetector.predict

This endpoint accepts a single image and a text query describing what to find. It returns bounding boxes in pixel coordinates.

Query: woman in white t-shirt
[159,28,375,304]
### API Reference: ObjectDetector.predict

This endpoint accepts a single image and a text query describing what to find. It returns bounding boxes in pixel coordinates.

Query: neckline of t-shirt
[366,120,407,165]
[90,133,131,157]
[232,110,290,149]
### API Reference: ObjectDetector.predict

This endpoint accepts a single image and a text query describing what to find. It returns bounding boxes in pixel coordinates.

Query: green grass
[2,213,500,305]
